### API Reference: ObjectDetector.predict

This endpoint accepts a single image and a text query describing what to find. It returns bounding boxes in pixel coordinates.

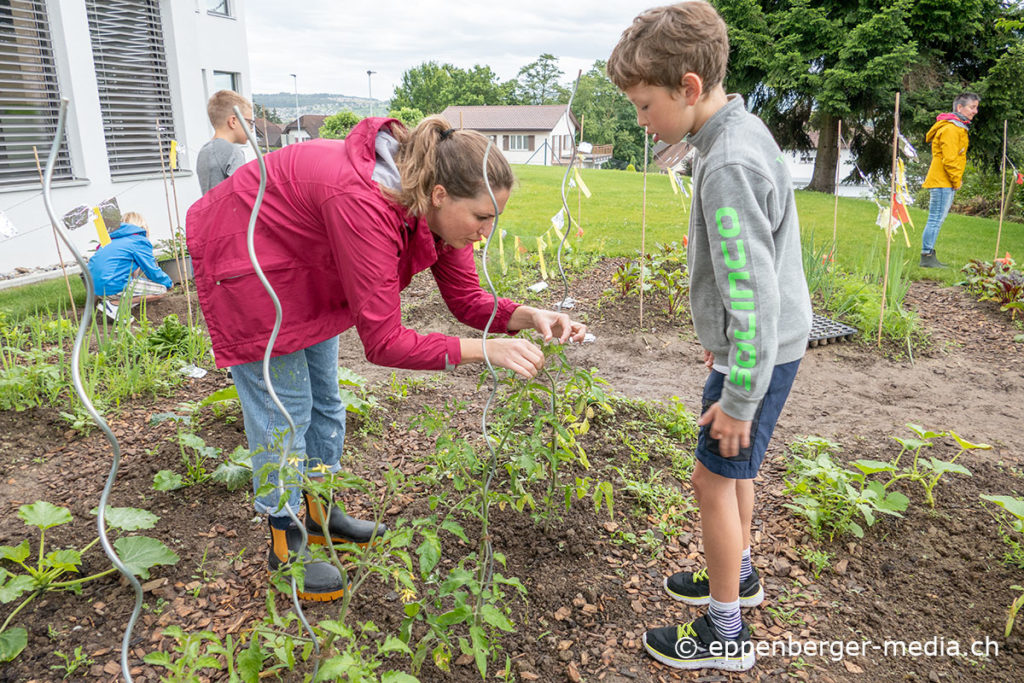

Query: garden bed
[1,262,1023,682]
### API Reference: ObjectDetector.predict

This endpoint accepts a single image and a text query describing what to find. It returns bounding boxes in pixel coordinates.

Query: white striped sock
[709,597,742,640]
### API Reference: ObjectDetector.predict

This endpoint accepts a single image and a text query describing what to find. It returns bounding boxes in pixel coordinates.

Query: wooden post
[33,146,78,323]
[640,128,649,329]
[995,119,1008,261]
[878,92,900,346]
[578,114,583,237]
[831,118,842,267]
[155,120,194,329]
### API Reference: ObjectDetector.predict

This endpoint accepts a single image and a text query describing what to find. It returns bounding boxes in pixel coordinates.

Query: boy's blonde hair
[122,211,147,231]
[207,90,252,128]
[607,1,729,92]
[385,115,514,217]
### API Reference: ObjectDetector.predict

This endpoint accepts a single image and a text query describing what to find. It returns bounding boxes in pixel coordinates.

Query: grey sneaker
[919,250,948,268]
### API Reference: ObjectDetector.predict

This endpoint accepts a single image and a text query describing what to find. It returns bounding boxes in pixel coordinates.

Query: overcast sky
[243,0,660,98]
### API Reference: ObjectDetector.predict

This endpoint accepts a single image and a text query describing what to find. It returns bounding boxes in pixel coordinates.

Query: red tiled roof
[440,105,577,132]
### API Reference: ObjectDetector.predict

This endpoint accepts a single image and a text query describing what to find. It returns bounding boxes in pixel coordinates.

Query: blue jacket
[87,223,174,296]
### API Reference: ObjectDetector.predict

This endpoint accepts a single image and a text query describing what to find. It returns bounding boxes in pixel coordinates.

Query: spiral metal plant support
[235,107,321,677]
[42,99,143,682]
[477,140,504,607]
[555,70,583,312]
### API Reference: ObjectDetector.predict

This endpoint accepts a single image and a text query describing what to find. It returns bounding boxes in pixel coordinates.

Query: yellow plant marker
[668,170,679,194]
[499,229,507,274]
[514,235,522,263]
[169,140,178,170]
[574,167,591,198]
[92,207,111,246]
[536,236,548,280]
[473,239,480,251]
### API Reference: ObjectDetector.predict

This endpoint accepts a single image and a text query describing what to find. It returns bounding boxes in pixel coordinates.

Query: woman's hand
[508,306,587,344]
[460,337,544,379]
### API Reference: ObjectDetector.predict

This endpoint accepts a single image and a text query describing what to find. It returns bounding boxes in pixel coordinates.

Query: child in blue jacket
[87,211,173,320]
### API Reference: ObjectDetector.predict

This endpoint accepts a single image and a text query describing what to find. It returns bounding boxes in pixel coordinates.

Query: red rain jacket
[186,117,517,369]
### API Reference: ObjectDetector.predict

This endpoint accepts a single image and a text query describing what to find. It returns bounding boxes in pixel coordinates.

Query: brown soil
[2,265,1023,683]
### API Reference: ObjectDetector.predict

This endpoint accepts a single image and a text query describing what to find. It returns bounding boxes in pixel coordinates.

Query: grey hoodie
[686,95,811,421]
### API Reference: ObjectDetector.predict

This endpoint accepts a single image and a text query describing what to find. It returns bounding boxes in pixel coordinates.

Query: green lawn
[2,164,1021,319]
[504,164,1024,285]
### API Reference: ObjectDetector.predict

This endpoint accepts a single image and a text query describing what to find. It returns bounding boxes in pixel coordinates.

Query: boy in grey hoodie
[608,1,811,673]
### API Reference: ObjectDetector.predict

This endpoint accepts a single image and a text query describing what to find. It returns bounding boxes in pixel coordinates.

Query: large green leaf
[0,627,27,662]
[91,506,159,531]
[947,431,992,452]
[0,541,30,564]
[18,501,72,530]
[42,549,82,573]
[480,604,515,632]
[416,530,441,577]
[199,385,239,406]
[381,672,420,683]
[852,459,896,475]
[153,470,184,491]
[379,635,412,656]
[928,458,972,476]
[981,495,1024,520]
[0,574,34,604]
[211,462,252,491]
[113,536,179,579]
[906,423,943,439]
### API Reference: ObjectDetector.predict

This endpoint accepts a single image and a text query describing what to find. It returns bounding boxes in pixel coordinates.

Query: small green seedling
[979,494,1024,637]
[0,501,179,663]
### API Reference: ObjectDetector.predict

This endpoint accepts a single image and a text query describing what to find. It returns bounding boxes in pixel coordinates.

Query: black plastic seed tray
[808,314,858,347]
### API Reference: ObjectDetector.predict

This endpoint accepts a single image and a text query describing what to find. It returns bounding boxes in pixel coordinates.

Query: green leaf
[906,423,943,439]
[480,604,515,632]
[143,651,172,666]
[18,501,72,530]
[211,462,252,491]
[337,366,368,387]
[237,638,265,683]
[153,470,184,491]
[92,506,159,531]
[928,458,971,476]
[856,504,875,527]
[469,624,487,679]
[379,635,412,656]
[113,536,180,579]
[0,627,28,662]
[440,519,469,544]
[879,490,910,514]
[381,672,420,683]
[403,602,421,618]
[946,431,992,452]
[0,574,35,604]
[415,530,441,577]
[199,385,239,406]
[848,521,865,538]
[852,459,896,475]
[316,653,357,680]
[435,604,472,628]
[42,549,82,573]
[0,541,30,564]
[981,495,1024,520]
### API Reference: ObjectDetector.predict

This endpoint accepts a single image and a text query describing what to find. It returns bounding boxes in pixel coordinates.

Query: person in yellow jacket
[920,93,980,268]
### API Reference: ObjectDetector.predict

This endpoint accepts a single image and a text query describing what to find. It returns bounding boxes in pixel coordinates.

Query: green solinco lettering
[735,313,756,340]
[728,271,752,298]
[736,341,756,368]
[721,239,746,269]
[731,300,755,310]
[729,367,751,391]
[715,207,741,238]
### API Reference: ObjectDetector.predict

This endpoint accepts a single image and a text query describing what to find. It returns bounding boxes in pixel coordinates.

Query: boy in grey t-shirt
[196,90,252,194]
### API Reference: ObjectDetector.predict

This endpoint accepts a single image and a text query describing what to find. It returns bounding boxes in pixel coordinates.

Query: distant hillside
[253,92,390,120]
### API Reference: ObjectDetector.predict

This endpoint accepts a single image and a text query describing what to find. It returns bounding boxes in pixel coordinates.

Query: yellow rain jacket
[922,117,969,189]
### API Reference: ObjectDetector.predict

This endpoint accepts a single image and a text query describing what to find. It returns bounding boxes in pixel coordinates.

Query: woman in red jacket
[186,115,585,600]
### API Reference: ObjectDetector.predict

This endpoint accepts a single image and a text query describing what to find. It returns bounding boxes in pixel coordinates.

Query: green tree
[390,61,514,114]
[319,111,362,139]
[254,103,282,124]
[571,60,645,167]
[516,53,568,105]
[388,106,425,128]
[715,0,1024,191]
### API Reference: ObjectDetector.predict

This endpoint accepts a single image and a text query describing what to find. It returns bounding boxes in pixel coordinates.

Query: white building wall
[498,112,577,166]
[0,0,251,274]
[784,148,873,198]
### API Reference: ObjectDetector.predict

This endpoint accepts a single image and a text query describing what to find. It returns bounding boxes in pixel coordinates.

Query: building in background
[0,0,251,274]
[280,115,327,146]
[440,105,612,167]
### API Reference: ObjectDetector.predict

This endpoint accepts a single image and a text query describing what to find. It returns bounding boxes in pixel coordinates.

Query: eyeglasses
[236,115,255,127]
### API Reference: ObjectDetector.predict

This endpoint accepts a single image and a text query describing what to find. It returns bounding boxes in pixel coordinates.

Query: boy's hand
[703,350,714,368]
[698,402,751,458]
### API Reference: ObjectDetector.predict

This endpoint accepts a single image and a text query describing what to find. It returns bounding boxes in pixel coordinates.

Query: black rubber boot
[919,250,948,268]
[267,517,345,601]
[304,491,385,546]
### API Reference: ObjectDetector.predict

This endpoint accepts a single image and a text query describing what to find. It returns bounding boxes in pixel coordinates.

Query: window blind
[0,0,72,188]
[86,0,177,177]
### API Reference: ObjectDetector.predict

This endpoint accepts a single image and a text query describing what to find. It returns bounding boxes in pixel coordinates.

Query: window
[212,71,239,93]
[86,0,178,177]
[509,135,528,151]
[0,0,73,188]
[207,0,230,17]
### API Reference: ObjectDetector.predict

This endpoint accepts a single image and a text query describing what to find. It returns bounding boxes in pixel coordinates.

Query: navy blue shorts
[694,359,801,479]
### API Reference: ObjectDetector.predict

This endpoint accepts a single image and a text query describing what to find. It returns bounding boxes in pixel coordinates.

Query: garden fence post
[995,119,1008,261]
[878,92,900,347]
[831,119,842,269]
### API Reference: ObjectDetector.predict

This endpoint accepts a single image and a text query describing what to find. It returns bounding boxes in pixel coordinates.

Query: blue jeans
[231,336,345,516]
[921,187,956,253]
